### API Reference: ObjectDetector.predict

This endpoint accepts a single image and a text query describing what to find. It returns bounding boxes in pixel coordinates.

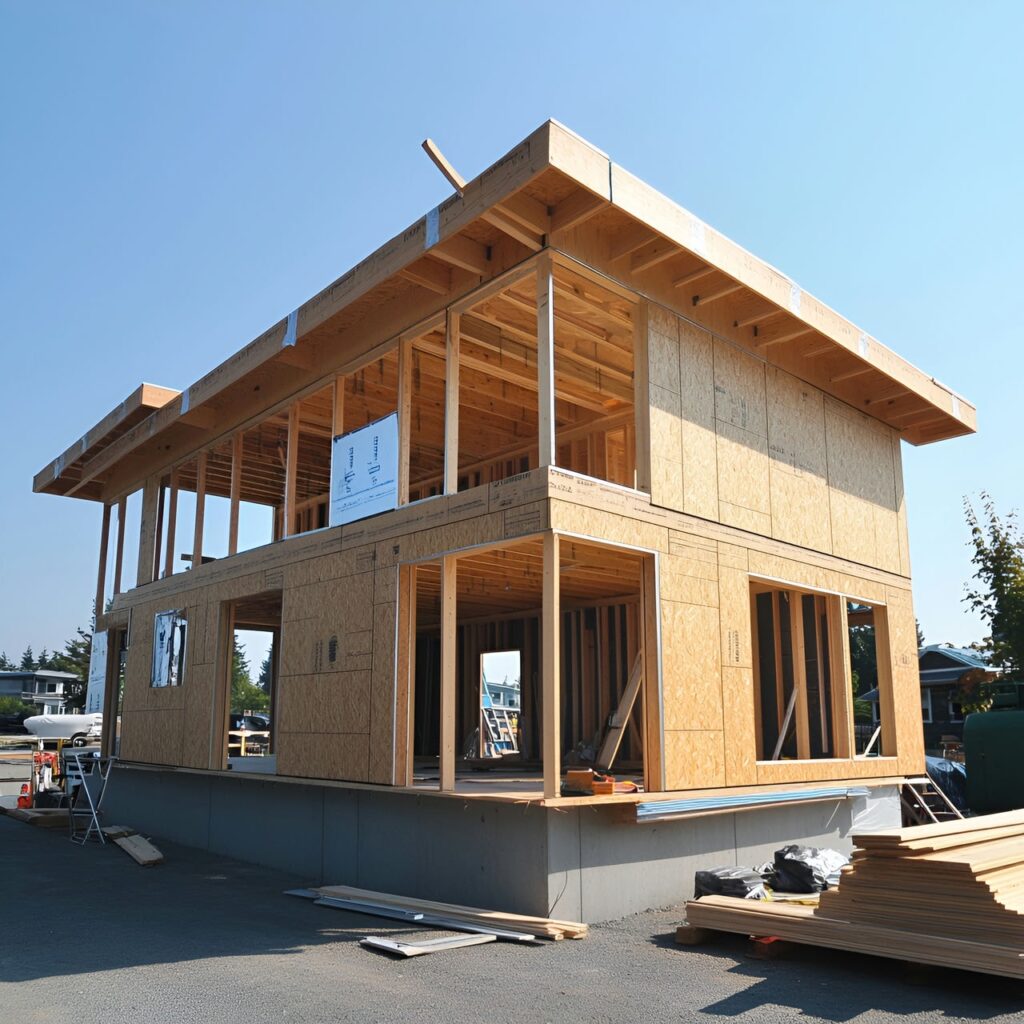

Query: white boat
[23,713,102,744]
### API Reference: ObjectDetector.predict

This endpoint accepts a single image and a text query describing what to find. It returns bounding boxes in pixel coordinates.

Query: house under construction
[34,121,976,921]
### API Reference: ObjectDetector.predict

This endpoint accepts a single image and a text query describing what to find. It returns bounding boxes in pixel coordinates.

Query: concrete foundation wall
[104,767,900,923]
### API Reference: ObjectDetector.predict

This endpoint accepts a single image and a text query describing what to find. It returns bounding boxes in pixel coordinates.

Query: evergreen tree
[52,625,93,711]
[916,619,926,649]
[19,646,35,671]
[257,653,273,693]
[230,638,269,713]
[0,652,13,671]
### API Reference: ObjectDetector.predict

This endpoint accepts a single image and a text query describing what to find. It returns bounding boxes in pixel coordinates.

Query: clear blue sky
[1,2,1020,661]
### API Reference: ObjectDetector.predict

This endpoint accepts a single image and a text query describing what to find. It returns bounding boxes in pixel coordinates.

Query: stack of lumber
[685,810,1024,979]
[315,884,587,940]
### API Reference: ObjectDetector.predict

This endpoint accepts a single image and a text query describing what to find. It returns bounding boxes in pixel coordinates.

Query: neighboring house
[863,644,999,753]
[0,670,79,715]
[33,121,977,921]
[918,645,1000,751]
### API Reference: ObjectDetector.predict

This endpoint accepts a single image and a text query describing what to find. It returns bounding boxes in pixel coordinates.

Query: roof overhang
[35,119,977,503]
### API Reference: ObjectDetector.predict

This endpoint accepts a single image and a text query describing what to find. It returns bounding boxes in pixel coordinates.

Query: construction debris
[306,884,587,941]
[0,806,69,829]
[683,810,1024,979]
[360,934,496,958]
[113,833,164,866]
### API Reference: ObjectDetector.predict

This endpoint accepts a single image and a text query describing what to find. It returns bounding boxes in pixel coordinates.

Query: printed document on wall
[329,412,399,527]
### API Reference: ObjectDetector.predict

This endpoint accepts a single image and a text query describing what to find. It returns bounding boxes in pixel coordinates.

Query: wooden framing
[95,503,111,616]
[536,252,556,469]
[46,123,967,805]
[542,531,560,798]
[439,554,457,792]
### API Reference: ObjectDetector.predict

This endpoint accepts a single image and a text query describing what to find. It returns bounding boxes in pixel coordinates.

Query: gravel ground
[1,815,1020,1023]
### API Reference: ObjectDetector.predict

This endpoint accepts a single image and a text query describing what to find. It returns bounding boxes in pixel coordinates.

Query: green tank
[964,710,1024,813]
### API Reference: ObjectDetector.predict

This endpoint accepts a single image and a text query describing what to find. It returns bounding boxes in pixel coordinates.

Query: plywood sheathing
[110,459,919,791]
[39,121,974,507]
[647,307,908,577]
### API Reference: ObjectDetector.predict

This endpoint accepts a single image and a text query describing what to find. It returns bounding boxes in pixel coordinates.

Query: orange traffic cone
[16,783,32,809]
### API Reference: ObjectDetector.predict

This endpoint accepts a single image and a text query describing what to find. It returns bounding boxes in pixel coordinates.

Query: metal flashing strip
[634,785,870,823]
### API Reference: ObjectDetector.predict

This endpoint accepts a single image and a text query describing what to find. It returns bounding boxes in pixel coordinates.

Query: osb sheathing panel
[661,601,722,732]
[664,729,726,789]
[648,307,907,577]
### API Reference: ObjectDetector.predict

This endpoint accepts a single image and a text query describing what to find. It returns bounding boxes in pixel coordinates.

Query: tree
[964,494,1024,681]
[231,638,269,713]
[916,619,926,649]
[0,652,13,671]
[52,625,94,711]
[257,653,273,693]
[19,646,35,671]
[0,696,33,718]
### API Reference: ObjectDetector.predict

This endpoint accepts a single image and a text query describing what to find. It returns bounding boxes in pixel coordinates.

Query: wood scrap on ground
[361,934,496,957]
[314,884,587,940]
[2,807,70,828]
[682,810,1024,979]
[113,833,164,866]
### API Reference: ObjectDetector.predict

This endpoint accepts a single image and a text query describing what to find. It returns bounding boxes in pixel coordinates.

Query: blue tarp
[926,755,968,812]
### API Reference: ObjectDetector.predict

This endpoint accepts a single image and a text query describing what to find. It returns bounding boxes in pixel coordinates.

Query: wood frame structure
[35,121,976,806]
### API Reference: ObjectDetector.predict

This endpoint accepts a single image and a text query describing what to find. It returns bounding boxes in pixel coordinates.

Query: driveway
[1,816,1019,1023]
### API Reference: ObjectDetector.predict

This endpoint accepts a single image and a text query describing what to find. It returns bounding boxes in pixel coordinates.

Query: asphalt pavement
[1,814,1020,1024]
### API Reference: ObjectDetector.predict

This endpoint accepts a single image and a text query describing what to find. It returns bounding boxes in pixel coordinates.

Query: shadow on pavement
[648,927,1024,1020]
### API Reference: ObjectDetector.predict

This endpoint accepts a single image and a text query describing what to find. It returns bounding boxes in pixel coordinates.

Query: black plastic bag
[694,866,766,900]
[772,845,848,893]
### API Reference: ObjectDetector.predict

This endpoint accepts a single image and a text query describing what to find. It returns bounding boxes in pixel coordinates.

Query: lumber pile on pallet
[314,884,587,941]
[684,810,1024,979]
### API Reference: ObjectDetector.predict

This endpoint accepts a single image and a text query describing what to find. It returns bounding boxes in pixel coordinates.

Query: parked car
[23,713,102,746]
[0,711,30,734]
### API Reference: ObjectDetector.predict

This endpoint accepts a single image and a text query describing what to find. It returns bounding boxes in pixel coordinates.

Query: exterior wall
[114,482,549,784]
[646,304,910,576]
[101,764,900,922]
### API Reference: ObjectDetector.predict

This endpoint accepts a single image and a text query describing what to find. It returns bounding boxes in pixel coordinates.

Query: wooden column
[333,373,346,436]
[153,482,165,580]
[400,564,417,786]
[875,605,897,757]
[828,595,854,759]
[283,403,299,537]
[113,496,126,596]
[641,556,663,792]
[790,592,810,759]
[439,554,457,792]
[163,469,179,578]
[443,309,460,494]
[192,450,207,568]
[536,253,556,469]
[228,433,243,556]
[136,476,161,587]
[633,301,651,493]
[542,531,560,798]
[95,503,111,617]
[397,338,412,504]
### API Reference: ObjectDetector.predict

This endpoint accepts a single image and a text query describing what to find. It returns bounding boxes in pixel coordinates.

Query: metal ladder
[900,774,964,826]
[481,704,518,756]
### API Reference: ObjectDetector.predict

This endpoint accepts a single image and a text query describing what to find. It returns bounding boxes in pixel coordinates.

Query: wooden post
[829,595,854,759]
[398,338,412,505]
[283,403,299,537]
[641,556,663,792]
[333,373,346,437]
[440,554,458,792]
[152,482,165,581]
[790,592,810,759]
[95,503,111,617]
[874,605,897,758]
[192,450,207,568]
[542,531,560,798]
[136,476,160,587]
[228,433,243,555]
[633,301,651,493]
[401,564,418,786]
[443,309,460,493]
[164,469,179,578]
[537,253,556,469]
[113,496,126,596]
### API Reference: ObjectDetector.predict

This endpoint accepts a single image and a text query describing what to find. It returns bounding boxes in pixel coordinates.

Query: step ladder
[900,774,964,826]
[480,704,518,757]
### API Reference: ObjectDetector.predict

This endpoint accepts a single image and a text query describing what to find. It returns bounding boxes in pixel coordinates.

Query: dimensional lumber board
[685,896,1024,979]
